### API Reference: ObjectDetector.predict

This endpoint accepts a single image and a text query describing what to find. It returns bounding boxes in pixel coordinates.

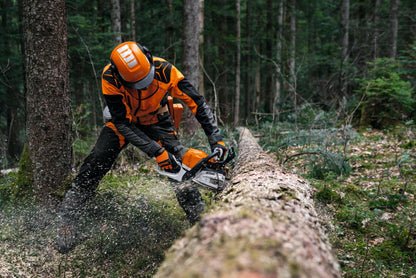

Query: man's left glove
[155,148,181,173]
[210,141,227,160]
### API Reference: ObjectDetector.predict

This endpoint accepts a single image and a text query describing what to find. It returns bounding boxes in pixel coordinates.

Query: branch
[200,60,225,126]
[70,25,105,123]
[0,60,12,88]
[282,151,323,164]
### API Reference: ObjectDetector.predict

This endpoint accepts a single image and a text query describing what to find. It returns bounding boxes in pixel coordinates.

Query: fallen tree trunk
[155,128,340,278]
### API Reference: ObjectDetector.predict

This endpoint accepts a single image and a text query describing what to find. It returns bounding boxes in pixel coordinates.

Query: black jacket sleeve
[177,79,224,145]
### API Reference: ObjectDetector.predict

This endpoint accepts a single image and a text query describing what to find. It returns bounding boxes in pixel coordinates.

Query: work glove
[155,148,181,173]
[210,141,227,161]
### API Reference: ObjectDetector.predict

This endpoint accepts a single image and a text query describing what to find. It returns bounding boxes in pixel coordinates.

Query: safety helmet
[110,41,155,89]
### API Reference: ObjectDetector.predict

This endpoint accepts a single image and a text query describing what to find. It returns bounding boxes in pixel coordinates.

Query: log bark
[155,128,340,278]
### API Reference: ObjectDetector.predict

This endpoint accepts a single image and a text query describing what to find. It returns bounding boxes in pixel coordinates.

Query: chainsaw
[157,146,236,192]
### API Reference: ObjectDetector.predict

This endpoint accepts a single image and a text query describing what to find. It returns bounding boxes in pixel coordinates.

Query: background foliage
[1,0,416,168]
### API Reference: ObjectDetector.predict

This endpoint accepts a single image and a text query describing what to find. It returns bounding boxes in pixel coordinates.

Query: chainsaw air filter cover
[182,148,208,169]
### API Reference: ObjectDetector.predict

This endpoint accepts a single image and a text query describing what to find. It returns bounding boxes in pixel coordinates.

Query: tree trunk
[274,0,284,119]
[265,0,274,114]
[388,0,399,59]
[289,0,297,111]
[2,0,21,165]
[182,0,199,89]
[22,0,72,202]
[130,0,136,41]
[255,58,261,114]
[198,0,205,96]
[373,0,381,59]
[244,0,251,122]
[233,0,241,127]
[155,128,340,278]
[167,0,175,60]
[182,0,200,134]
[111,0,122,45]
[119,0,127,41]
[340,0,350,96]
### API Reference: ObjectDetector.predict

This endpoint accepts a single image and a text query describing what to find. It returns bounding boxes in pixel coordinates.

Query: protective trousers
[58,113,206,230]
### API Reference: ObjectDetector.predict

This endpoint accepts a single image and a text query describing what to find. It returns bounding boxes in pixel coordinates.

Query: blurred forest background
[1,0,415,169]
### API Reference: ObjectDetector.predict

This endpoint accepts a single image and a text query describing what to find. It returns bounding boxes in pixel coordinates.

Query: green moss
[368,193,407,210]
[234,207,260,221]
[316,187,341,205]
[13,144,34,198]
[0,173,16,207]
[401,140,416,149]
[335,206,368,231]
[217,236,286,275]
[50,173,74,199]
[345,183,360,194]
[360,160,376,170]
[289,261,302,276]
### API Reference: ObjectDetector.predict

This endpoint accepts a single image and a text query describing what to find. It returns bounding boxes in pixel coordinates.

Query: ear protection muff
[137,43,153,65]
[110,60,117,72]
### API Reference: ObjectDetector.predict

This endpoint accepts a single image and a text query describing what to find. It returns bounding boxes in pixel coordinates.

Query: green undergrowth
[255,123,416,278]
[0,127,236,277]
[0,161,189,277]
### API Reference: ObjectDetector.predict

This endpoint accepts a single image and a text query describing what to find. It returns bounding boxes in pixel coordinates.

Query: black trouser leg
[142,113,206,224]
[59,126,123,228]
[170,181,206,225]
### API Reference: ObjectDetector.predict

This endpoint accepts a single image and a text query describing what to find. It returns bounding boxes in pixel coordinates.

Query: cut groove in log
[155,128,340,278]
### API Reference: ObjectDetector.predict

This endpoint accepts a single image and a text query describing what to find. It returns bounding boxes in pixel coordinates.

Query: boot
[56,222,78,254]
[56,185,91,253]
[171,180,206,225]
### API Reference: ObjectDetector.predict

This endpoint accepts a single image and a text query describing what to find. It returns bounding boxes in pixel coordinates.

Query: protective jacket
[102,57,223,157]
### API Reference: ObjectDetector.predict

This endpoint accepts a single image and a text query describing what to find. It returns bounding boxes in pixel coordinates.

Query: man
[57,41,227,253]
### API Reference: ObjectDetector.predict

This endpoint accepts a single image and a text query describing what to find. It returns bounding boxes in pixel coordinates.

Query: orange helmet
[110,41,155,89]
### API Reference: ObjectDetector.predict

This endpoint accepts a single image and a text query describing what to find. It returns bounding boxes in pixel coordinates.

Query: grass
[257,125,416,278]
[0,127,234,277]
[0,160,189,277]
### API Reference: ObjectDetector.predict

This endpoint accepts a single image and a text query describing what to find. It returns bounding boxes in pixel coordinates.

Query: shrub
[357,58,415,129]
[308,150,351,179]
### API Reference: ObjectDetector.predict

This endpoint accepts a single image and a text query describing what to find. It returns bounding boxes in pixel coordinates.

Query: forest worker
[57,41,227,253]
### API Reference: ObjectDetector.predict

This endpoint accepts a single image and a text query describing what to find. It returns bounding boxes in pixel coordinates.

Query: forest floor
[0,128,415,277]
[264,127,416,278]
[0,161,192,278]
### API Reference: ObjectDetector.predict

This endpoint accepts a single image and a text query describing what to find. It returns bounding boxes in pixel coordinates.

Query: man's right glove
[210,141,227,161]
[155,148,181,173]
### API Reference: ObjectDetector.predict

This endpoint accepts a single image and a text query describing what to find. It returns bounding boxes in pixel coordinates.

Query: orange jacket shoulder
[102,64,124,96]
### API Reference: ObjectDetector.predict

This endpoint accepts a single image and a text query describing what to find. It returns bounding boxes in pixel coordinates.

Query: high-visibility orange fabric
[102,57,199,126]
[105,122,126,148]
[167,96,184,129]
